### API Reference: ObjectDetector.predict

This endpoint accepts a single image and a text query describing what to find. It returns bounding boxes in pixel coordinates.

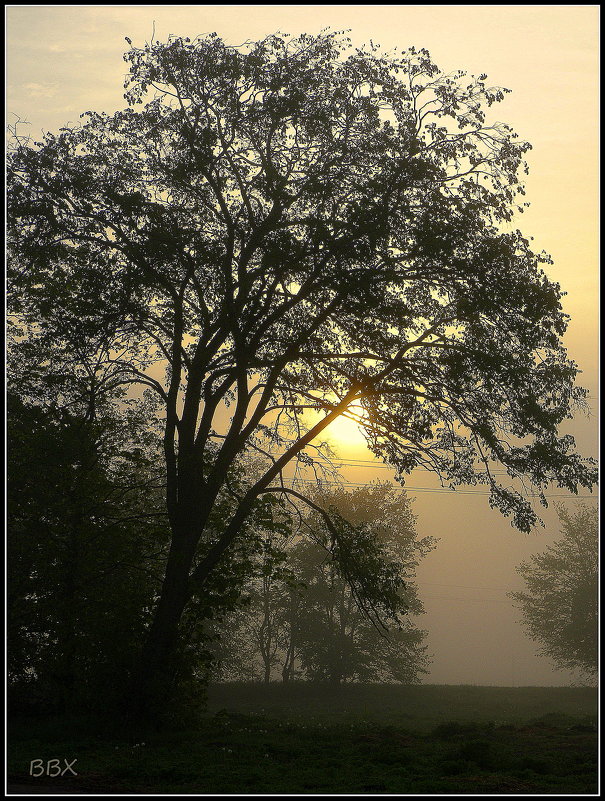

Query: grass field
[8,683,598,795]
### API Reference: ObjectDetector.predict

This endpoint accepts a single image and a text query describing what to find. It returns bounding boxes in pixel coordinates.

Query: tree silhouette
[211,484,433,684]
[509,505,598,679]
[7,31,596,712]
[286,484,434,685]
[6,357,167,713]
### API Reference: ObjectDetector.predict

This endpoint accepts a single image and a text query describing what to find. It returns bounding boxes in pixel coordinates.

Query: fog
[295,429,596,687]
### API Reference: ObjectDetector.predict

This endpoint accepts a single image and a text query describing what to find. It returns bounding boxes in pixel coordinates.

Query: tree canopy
[7,30,597,710]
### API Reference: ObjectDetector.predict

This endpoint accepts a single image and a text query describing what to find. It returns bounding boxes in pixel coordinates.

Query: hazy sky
[6,5,599,686]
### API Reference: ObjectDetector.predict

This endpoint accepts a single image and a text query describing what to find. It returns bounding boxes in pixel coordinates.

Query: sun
[324,411,369,455]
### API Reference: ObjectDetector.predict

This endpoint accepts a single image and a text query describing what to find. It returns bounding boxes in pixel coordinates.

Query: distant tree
[509,505,598,679]
[211,530,298,683]
[213,484,434,684]
[290,485,434,684]
[7,31,596,713]
[246,534,297,683]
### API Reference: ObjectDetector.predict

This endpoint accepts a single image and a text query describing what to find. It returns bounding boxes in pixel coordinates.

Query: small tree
[212,484,434,684]
[509,505,598,679]
[290,485,434,684]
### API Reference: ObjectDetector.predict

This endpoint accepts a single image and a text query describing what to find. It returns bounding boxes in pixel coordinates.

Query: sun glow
[324,411,369,456]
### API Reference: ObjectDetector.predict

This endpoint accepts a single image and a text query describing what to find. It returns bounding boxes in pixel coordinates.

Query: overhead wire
[278,475,597,499]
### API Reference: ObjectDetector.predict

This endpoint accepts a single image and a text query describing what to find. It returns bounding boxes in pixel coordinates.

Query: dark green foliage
[7,388,167,714]
[509,505,598,678]
[456,738,495,769]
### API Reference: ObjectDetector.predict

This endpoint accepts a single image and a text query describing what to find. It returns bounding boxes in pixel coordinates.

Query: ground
[7,684,597,795]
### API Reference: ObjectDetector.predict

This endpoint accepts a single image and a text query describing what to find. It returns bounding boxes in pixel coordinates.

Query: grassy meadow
[8,683,598,795]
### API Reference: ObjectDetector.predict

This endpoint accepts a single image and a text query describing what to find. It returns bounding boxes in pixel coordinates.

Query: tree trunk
[128,534,196,719]
[282,637,295,683]
[260,574,272,683]
[282,591,297,682]
[128,393,360,716]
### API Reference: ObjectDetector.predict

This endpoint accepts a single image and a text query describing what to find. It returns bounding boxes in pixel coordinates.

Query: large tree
[509,504,598,679]
[7,31,596,712]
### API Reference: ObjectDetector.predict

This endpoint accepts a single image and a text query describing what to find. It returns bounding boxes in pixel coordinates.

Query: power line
[288,453,598,481]
[280,476,597,499]
[322,459,512,476]
[421,582,511,591]
[422,596,511,604]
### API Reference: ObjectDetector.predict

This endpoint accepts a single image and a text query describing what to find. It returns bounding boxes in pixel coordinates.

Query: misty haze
[7,6,598,796]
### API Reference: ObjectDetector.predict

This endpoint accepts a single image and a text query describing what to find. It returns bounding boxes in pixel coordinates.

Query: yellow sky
[6,5,599,686]
[6,5,598,388]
